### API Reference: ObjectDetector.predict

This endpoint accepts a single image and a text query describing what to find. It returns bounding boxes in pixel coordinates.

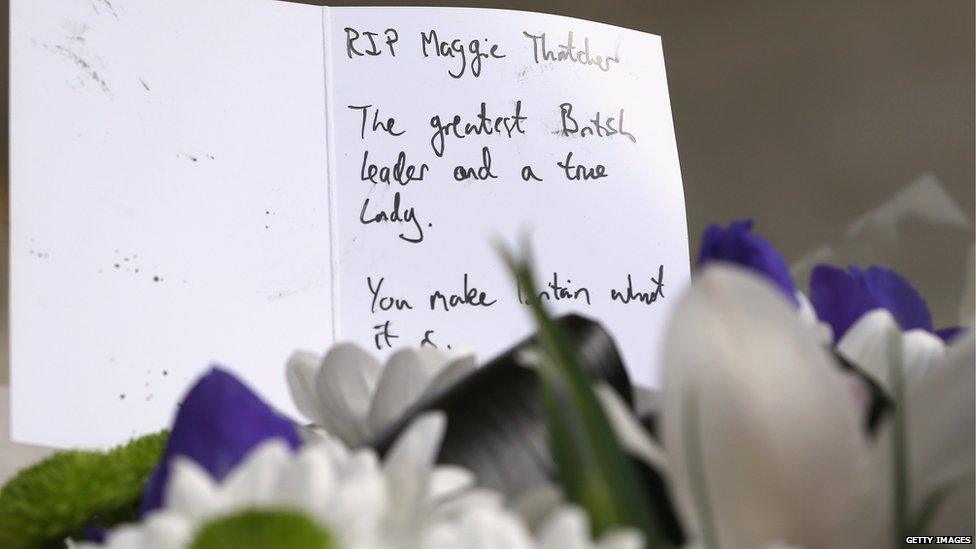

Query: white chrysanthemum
[80,413,470,549]
[287,344,476,446]
[81,412,641,549]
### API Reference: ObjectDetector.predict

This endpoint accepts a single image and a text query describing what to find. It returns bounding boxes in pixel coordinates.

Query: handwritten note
[326,8,689,389]
[10,0,688,448]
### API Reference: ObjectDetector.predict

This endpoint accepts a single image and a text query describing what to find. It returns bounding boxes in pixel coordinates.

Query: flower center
[190,509,335,549]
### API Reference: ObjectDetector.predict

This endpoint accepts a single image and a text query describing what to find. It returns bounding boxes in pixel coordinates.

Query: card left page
[10,0,332,448]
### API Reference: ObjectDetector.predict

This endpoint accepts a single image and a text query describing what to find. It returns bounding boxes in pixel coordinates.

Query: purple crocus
[698,220,798,305]
[809,264,962,343]
[140,367,300,514]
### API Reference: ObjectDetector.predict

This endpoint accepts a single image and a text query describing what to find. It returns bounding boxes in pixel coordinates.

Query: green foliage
[190,509,335,549]
[500,244,668,547]
[0,430,168,548]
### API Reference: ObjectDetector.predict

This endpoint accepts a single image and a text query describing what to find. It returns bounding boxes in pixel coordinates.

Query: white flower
[287,344,476,445]
[82,413,473,549]
[795,291,833,346]
[660,264,876,548]
[836,309,947,396]
[837,309,974,538]
[82,411,642,549]
[421,504,642,549]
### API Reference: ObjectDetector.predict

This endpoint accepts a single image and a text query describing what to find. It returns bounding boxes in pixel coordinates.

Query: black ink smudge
[42,43,111,94]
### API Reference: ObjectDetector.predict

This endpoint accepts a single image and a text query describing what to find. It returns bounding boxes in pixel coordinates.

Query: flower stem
[684,386,720,549]
[889,343,910,542]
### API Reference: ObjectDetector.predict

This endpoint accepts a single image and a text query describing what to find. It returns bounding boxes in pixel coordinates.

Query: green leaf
[500,243,669,547]
[0,430,168,548]
[191,509,335,549]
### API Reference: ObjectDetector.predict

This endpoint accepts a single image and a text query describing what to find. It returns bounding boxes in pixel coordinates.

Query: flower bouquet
[0,220,972,548]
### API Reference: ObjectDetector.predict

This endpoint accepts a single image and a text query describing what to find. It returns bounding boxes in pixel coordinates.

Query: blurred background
[1,0,973,465]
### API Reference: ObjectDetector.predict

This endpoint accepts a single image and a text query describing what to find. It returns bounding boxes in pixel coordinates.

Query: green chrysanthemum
[0,431,167,548]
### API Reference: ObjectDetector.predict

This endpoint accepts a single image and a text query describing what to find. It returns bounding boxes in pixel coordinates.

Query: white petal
[905,333,975,534]
[275,444,338,523]
[837,309,902,395]
[420,356,477,399]
[314,342,383,445]
[428,465,475,503]
[99,525,150,549]
[383,412,447,530]
[596,530,644,549]
[432,487,505,521]
[839,310,947,394]
[594,383,671,475]
[795,291,833,346]
[511,484,564,531]
[662,265,873,548]
[286,350,327,426]
[420,523,464,549]
[451,507,535,549]
[368,349,445,433]
[324,452,388,546]
[218,440,291,509]
[300,425,351,463]
[141,512,193,549]
[164,457,221,522]
[901,329,946,380]
[536,506,593,549]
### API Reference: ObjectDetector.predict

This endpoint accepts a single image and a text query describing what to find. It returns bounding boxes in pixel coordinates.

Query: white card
[11,0,689,448]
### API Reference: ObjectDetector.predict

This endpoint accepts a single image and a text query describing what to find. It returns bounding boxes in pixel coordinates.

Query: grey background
[1,0,974,385]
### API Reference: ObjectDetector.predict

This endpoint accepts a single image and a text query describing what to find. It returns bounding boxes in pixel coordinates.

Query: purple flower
[809,264,962,343]
[140,367,300,514]
[698,220,797,305]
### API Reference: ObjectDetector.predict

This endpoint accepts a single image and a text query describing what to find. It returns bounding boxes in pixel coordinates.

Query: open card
[10,0,689,447]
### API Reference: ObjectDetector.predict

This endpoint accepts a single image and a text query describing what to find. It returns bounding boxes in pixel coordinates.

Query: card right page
[323,7,689,386]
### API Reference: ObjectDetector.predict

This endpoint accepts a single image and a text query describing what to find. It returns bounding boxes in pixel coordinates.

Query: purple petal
[697,220,797,305]
[848,265,933,333]
[140,367,299,514]
[935,326,967,343]
[809,265,879,342]
[83,524,107,543]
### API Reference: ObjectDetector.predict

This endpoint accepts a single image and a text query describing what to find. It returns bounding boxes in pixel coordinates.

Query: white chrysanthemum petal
[414,346,450,370]
[428,465,476,503]
[300,425,351,463]
[324,454,388,547]
[98,524,150,548]
[290,342,477,444]
[594,383,671,474]
[420,356,477,399]
[662,265,873,548]
[164,457,221,522]
[596,529,644,549]
[219,440,291,508]
[383,412,447,531]
[275,443,338,521]
[456,507,536,549]
[286,350,328,426]
[537,506,593,549]
[140,512,193,549]
[432,487,505,522]
[368,350,444,432]
[314,342,383,444]
[420,522,465,549]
